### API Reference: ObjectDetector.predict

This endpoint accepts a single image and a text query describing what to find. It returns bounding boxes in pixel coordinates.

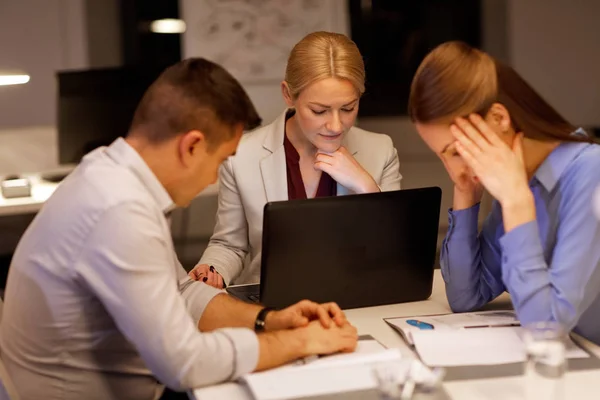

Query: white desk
[0,168,218,217]
[0,174,61,217]
[191,270,600,400]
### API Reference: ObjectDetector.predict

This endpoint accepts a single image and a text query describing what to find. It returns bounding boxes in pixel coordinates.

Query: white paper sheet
[243,363,380,400]
[424,310,519,328]
[411,327,589,367]
[302,345,403,370]
[274,339,386,371]
[242,347,402,400]
[412,327,527,366]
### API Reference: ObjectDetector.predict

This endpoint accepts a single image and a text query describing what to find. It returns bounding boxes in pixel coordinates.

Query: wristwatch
[254,307,275,333]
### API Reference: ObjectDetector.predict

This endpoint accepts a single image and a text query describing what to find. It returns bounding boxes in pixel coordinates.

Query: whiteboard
[180,0,346,83]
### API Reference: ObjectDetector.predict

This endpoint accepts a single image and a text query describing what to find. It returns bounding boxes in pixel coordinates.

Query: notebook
[384,311,589,367]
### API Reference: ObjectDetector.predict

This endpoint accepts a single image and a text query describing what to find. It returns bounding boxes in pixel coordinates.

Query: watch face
[255,319,265,332]
[255,307,273,332]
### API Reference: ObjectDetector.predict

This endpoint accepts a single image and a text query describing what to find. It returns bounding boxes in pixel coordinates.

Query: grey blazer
[199,110,402,285]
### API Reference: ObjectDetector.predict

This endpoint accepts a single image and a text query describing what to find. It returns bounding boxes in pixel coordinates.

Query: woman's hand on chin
[314,146,379,193]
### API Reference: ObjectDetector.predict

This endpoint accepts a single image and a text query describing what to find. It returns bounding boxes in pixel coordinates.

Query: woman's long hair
[408,41,592,143]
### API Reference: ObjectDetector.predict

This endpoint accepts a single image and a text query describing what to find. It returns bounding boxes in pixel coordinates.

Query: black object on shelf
[41,172,70,183]
[56,65,169,165]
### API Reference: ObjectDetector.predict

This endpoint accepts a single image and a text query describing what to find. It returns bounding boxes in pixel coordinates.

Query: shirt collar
[104,138,176,214]
[533,128,591,192]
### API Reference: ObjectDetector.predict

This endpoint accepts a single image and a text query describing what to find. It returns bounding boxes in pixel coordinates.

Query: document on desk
[384,311,589,367]
[412,327,526,366]
[240,339,401,400]
[385,310,520,346]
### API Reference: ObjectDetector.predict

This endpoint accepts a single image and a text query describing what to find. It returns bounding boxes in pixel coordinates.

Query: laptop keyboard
[248,294,260,302]
[226,284,261,304]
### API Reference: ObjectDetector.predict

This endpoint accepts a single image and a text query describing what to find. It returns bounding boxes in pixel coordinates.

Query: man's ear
[485,102,513,135]
[281,81,294,108]
[179,130,206,167]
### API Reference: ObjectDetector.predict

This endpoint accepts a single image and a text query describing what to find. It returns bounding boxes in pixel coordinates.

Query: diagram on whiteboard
[182,0,338,82]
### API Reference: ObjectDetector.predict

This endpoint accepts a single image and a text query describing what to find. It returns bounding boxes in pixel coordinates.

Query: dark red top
[283,133,337,200]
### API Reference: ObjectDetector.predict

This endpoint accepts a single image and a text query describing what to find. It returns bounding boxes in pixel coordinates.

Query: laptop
[226,187,442,310]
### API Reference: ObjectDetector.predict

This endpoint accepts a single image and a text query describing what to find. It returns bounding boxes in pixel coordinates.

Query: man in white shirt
[0,58,357,400]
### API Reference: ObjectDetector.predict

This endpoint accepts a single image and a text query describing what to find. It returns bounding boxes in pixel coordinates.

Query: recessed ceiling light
[150,19,186,34]
[0,74,30,86]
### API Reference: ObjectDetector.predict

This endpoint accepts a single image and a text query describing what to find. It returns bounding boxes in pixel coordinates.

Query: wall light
[150,19,186,34]
[0,73,30,86]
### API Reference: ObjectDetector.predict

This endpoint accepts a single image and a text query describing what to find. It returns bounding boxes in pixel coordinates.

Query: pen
[406,319,434,330]
[464,323,520,329]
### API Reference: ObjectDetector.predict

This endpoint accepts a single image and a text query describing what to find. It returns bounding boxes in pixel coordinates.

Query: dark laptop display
[227,187,441,309]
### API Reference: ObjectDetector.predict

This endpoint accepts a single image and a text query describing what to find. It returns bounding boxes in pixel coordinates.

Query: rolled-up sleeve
[215,328,260,380]
[76,201,259,390]
[176,260,222,324]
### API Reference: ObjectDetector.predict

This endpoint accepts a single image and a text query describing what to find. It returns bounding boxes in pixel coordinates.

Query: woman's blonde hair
[285,31,365,98]
[409,41,591,143]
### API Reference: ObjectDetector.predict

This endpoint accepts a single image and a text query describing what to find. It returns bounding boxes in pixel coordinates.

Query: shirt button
[503,255,508,263]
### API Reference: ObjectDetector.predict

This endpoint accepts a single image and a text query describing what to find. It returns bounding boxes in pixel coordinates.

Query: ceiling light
[150,19,186,34]
[0,74,30,86]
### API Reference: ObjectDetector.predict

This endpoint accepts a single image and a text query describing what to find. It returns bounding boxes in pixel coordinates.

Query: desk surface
[191,270,600,400]
[0,168,218,217]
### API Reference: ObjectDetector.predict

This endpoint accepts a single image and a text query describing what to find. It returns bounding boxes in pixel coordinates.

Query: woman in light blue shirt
[408,41,600,343]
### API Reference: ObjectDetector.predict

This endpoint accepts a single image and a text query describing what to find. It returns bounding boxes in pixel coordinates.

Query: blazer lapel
[260,148,287,202]
[260,111,289,202]
[337,128,360,196]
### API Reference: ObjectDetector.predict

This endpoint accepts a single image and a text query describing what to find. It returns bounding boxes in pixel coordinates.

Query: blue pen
[406,319,434,330]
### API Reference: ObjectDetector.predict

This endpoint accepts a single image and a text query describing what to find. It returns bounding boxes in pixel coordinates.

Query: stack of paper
[242,349,402,400]
[240,340,401,400]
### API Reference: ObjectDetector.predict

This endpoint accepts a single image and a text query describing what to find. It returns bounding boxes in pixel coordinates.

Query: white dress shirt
[0,138,259,400]
[595,185,600,221]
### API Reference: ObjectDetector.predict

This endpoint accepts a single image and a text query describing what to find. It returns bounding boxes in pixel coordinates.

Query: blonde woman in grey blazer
[190,32,402,287]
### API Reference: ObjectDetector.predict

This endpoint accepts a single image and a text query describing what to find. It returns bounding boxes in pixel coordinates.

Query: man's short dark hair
[129,58,261,146]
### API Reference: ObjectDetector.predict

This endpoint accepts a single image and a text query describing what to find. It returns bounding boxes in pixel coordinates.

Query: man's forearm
[255,330,307,371]
[198,293,262,331]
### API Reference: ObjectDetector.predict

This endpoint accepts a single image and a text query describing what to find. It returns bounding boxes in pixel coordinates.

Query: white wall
[0,0,88,129]
[0,0,88,173]
[508,0,600,127]
[85,0,122,68]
